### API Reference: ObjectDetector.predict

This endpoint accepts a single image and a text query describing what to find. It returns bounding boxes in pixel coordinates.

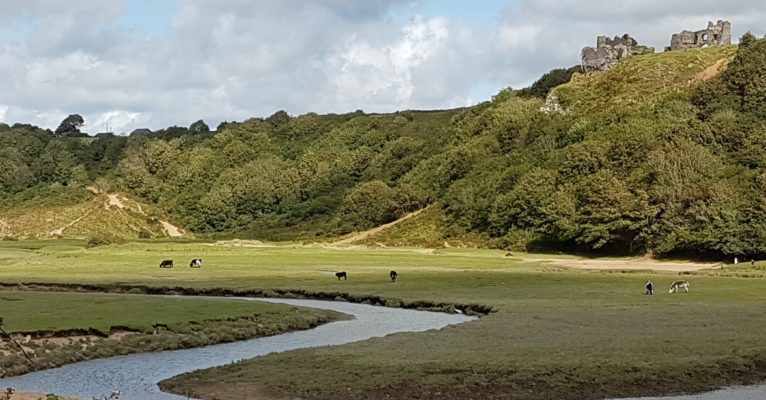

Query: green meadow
[2,240,766,399]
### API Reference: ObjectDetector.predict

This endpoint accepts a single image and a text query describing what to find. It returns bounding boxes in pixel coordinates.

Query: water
[0,298,475,400]
[615,385,766,400]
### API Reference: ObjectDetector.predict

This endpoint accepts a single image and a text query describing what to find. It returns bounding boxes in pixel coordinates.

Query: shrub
[86,234,126,248]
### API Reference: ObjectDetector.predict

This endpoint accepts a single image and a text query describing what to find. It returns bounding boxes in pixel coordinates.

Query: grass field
[0,291,321,334]
[2,240,766,399]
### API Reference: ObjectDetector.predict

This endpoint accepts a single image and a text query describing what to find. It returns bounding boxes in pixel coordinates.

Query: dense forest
[1,34,765,257]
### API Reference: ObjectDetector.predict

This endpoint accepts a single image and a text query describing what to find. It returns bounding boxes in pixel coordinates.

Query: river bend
[0,298,475,400]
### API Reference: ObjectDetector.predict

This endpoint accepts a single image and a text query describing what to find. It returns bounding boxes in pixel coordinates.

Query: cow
[390,270,398,282]
[669,280,690,294]
[335,271,347,280]
[645,280,654,295]
[159,259,174,268]
[190,258,202,268]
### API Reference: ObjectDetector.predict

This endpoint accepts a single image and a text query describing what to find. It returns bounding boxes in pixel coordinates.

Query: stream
[0,298,474,399]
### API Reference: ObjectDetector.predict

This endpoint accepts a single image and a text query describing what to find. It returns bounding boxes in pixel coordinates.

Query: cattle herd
[159,259,202,268]
[158,259,398,283]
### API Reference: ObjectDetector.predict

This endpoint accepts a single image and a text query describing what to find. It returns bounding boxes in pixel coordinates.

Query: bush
[86,234,126,248]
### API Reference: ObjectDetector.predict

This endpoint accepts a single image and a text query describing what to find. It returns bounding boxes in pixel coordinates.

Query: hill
[2,34,766,257]
[0,187,183,240]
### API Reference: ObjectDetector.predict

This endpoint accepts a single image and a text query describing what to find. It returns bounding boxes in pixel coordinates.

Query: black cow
[335,271,347,280]
[190,258,202,268]
[159,259,174,268]
[390,270,398,282]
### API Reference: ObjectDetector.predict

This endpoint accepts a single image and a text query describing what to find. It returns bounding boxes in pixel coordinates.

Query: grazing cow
[669,280,690,294]
[335,271,347,280]
[159,259,174,268]
[390,270,398,282]
[190,258,202,268]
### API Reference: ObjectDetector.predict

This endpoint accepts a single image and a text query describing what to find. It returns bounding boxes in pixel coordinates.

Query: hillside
[0,188,183,240]
[2,34,766,256]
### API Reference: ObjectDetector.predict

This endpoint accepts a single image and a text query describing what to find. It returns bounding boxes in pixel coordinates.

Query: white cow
[669,280,690,294]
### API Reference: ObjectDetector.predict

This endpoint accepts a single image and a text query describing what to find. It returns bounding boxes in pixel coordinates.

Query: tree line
[2,34,765,257]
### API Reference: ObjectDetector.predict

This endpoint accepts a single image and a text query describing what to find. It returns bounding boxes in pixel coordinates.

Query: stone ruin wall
[580,20,732,73]
[581,34,654,72]
[667,20,732,51]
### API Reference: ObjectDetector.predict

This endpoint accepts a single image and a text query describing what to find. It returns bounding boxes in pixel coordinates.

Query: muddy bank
[0,282,496,316]
[0,295,344,379]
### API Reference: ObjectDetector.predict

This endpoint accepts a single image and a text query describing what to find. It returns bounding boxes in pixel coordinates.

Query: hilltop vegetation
[2,35,766,257]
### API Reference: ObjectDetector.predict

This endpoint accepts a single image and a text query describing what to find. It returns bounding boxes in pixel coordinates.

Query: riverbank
[8,391,77,400]
[0,291,344,379]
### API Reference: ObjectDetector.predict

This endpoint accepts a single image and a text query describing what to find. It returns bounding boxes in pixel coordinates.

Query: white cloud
[0,1,764,133]
[328,16,450,108]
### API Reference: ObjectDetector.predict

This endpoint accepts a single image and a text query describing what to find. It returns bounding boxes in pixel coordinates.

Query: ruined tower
[581,34,654,72]
[667,20,732,51]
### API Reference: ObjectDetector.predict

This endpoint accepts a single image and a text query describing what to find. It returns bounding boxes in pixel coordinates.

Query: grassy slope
[356,206,490,248]
[2,241,766,399]
[555,45,737,114]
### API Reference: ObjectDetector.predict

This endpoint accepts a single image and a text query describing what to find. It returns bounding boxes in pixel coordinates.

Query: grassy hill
[2,36,766,257]
[554,45,737,114]
[0,188,182,240]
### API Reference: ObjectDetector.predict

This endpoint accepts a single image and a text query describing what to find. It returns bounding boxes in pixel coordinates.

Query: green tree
[338,180,398,230]
[189,120,210,133]
[54,114,85,137]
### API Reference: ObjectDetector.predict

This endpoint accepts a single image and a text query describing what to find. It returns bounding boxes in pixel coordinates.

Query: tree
[189,120,210,133]
[267,110,291,128]
[54,114,85,137]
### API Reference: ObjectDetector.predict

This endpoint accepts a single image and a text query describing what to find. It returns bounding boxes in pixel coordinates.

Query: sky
[0,0,764,134]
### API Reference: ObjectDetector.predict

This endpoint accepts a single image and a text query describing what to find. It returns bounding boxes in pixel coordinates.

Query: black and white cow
[190,258,202,268]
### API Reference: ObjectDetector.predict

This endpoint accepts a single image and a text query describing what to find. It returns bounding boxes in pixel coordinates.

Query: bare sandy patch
[160,221,184,237]
[210,239,271,248]
[695,58,729,82]
[516,256,720,273]
[8,391,78,400]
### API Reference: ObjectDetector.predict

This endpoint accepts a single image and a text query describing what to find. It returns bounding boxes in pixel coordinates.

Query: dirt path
[515,256,721,273]
[334,208,428,245]
[48,204,101,237]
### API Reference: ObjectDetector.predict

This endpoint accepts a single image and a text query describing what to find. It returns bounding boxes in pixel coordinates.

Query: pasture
[2,240,766,399]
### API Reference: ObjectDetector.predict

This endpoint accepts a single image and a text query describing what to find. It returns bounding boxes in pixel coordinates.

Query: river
[0,298,474,399]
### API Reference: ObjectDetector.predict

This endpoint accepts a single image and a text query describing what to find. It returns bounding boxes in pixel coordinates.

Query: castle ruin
[581,34,655,72]
[667,20,732,51]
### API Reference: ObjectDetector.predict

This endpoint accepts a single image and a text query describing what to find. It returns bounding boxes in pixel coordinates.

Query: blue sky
[0,0,763,133]
[116,1,514,32]
[117,0,179,33]
[401,0,512,25]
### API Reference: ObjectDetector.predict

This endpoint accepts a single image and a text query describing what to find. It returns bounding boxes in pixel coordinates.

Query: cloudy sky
[0,0,763,133]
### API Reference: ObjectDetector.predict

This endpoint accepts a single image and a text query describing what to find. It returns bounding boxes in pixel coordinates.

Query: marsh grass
[2,241,766,399]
